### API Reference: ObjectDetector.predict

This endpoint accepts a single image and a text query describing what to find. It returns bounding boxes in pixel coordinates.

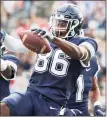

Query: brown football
[18,30,51,54]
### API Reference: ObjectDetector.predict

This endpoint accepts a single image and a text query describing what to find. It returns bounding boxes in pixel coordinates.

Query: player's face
[50,18,70,38]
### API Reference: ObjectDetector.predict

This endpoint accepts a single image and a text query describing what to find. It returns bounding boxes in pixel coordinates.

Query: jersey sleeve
[94,62,100,78]
[80,38,98,58]
[79,38,98,67]
[88,56,100,78]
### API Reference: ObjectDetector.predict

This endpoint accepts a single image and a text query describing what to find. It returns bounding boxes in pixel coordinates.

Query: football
[18,30,51,54]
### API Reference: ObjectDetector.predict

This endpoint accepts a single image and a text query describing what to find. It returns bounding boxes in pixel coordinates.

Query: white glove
[0,59,8,71]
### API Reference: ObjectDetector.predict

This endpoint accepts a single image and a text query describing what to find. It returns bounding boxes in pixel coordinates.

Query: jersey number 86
[34,49,70,77]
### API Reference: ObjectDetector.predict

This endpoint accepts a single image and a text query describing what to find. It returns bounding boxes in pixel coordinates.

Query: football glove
[94,105,105,116]
[0,59,8,72]
[59,108,84,116]
[0,30,6,43]
[31,28,55,42]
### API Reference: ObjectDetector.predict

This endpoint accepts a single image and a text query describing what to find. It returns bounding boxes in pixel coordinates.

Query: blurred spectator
[19,53,34,71]
[3,1,16,16]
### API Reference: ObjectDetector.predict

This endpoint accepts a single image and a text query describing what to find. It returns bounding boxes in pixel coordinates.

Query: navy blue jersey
[66,56,99,114]
[29,37,97,106]
[0,54,19,101]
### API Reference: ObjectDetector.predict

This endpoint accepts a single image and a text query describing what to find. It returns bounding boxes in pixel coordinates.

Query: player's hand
[31,28,55,42]
[59,108,84,116]
[94,105,105,116]
[0,30,6,43]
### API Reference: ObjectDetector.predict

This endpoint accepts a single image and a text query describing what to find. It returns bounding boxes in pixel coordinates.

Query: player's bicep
[79,42,96,67]
[79,45,91,64]
[80,42,96,57]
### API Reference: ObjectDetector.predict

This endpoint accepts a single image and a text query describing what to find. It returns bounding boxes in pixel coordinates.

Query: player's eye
[53,19,68,29]
[57,20,68,27]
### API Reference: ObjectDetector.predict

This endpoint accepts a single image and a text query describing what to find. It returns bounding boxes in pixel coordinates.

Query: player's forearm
[53,38,88,60]
[91,77,105,116]
[3,34,29,53]
[90,87,100,103]
[90,77,100,103]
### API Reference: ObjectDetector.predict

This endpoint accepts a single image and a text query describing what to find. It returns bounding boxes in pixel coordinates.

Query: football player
[0,45,19,101]
[0,4,98,116]
[59,56,105,116]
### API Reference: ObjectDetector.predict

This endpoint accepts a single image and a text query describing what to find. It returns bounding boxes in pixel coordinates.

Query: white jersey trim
[94,63,100,78]
[80,60,90,67]
[79,42,95,67]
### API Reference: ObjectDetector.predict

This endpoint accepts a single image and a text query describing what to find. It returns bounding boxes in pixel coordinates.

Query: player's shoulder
[68,36,97,44]
[77,36,98,51]
[78,36,97,43]
[68,36,98,51]
[82,36,97,44]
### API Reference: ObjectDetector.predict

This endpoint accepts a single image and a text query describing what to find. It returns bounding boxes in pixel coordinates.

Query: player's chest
[34,48,80,77]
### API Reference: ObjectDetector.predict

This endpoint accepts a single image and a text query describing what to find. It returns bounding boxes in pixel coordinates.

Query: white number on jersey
[34,50,52,73]
[76,75,84,102]
[34,49,70,77]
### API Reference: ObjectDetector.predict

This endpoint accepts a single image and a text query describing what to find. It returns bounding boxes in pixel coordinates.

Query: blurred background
[1,0,106,115]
